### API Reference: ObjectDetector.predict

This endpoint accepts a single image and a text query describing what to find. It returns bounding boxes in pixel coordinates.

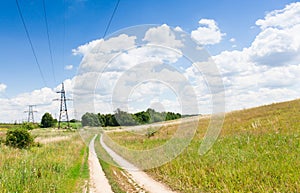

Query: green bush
[5,128,34,149]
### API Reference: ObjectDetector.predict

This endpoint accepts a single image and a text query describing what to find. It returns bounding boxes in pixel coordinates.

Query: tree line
[81,108,181,127]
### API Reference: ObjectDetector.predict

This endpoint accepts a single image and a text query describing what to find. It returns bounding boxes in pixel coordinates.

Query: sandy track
[88,135,113,193]
[100,135,176,193]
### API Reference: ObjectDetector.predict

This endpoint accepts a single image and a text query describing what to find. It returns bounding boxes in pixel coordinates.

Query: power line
[15,0,47,87]
[42,0,56,83]
[103,0,121,38]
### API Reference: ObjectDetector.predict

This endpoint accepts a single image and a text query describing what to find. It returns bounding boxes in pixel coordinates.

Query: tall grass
[107,99,300,192]
[0,134,88,192]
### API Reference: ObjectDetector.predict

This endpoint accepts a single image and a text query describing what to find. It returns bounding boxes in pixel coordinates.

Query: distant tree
[70,119,77,123]
[146,108,165,123]
[81,112,100,127]
[134,111,150,124]
[104,114,119,127]
[41,112,55,128]
[97,113,106,127]
[80,109,181,127]
[115,108,136,126]
[82,113,93,127]
[152,113,164,122]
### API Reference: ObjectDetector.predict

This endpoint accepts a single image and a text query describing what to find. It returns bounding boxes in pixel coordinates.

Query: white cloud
[174,26,183,32]
[226,87,299,111]
[73,34,136,56]
[143,24,183,48]
[65,65,73,70]
[213,2,300,111]
[191,19,226,45]
[258,64,300,88]
[126,82,180,113]
[0,83,7,92]
[249,2,300,67]
[256,2,300,29]
[0,80,77,123]
[74,6,300,118]
[73,39,102,56]
[70,27,188,118]
[213,50,256,75]
[73,34,137,73]
[249,26,300,66]
[230,38,236,42]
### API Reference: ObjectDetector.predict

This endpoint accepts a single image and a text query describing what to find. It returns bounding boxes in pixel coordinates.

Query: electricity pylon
[24,105,37,123]
[54,83,72,129]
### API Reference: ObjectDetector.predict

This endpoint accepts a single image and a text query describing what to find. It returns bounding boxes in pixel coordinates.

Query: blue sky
[0,0,294,95]
[0,0,299,122]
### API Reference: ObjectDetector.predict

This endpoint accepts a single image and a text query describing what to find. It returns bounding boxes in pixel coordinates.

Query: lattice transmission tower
[24,105,37,123]
[54,83,72,129]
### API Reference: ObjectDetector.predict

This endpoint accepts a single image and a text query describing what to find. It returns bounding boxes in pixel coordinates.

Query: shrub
[145,127,157,138]
[5,128,34,149]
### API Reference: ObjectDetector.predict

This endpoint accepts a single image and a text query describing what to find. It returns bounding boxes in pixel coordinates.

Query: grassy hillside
[107,99,300,192]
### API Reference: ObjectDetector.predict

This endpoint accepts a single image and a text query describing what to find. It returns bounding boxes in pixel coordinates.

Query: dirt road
[99,135,176,193]
[88,135,113,193]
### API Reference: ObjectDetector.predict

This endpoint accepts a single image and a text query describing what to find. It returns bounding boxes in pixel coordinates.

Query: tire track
[99,135,176,193]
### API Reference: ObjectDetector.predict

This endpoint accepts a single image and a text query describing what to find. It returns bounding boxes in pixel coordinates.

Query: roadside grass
[94,135,143,193]
[0,133,89,192]
[107,99,300,192]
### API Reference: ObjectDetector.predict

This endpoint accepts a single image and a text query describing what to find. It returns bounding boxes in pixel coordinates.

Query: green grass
[146,133,300,192]
[0,133,88,193]
[0,123,21,130]
[107,99,300,192]
[58,122,82,129]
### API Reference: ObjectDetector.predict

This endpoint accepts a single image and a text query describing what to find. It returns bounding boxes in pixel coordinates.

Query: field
[0,99,299,192]
[107,99,300,192]
[0,128,89,193]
